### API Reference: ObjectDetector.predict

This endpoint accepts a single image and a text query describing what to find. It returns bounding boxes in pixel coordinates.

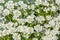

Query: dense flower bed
[0,0,60,40]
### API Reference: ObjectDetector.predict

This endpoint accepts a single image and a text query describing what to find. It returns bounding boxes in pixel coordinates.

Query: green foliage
[0,34,13,40]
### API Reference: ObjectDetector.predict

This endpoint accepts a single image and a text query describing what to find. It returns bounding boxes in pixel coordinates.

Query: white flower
[51,36,58,40]
[26,27,34,34]
[28,27,34,33]
[17,25,34,34]
[23,26,29,34]
[13,22,18,27]
[17,19,25,25]
[36,9,40,13]
[2,30,9,36]
[8,27,16,34]
[3,22,14,29]
[49,19,55,27]
[0,5,3,11]
[0,30,2,37]
[45,29,50,35]
[28,5,31,9]
[42,36,52,40]
[30,4,35,10]
[18,1,24,5]
[18,1,27,9]
[21,4,27,9]
[5,1,14,10]
[32,38,38,40]
[43,8,50,13]
[3,9,10,16]
[44,24,51,28]
[17,25,24,32]
[50,5,56,11]
[35,16,45,24]
[46,15,52,20]
[35,0,42,5]
[0,0,5,3]
[55,0,60,5]
[13,16,19,20]
[26,15,35,23]
[23,34,29,39]
[0,5,4,13]
[34,25,43,32]
[50,29,59,35]
[56,15,60,21]
[13,10,21,17]
[12,33,21,40]
[14,2,18,6]
[43,0,49,6]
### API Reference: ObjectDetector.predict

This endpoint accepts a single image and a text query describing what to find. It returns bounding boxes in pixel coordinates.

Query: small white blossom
[35,0,42,5]
[43,0,49,6]
[46,15,52,20]
[34,25,43,32]
[35,16,45,24]
[26,15,35,23]
[32,38,38,40]
[30,4,35,10]
[13,10,21,17]
[0,5,4,13]
[17,19,25,25]
[12,33,21,40]
[44,24,51,28]
[0,5,3,11]
[55,0,60,5]
[0,0,5,3]
[49,19,55,27]
[3,9,10,16]
[5,1,14,10]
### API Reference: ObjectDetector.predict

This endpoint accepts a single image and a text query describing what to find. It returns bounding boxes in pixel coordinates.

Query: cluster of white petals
[0,0,60,40]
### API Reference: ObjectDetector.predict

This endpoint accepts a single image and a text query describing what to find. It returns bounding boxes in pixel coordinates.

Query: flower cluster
[0,0,60,40]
